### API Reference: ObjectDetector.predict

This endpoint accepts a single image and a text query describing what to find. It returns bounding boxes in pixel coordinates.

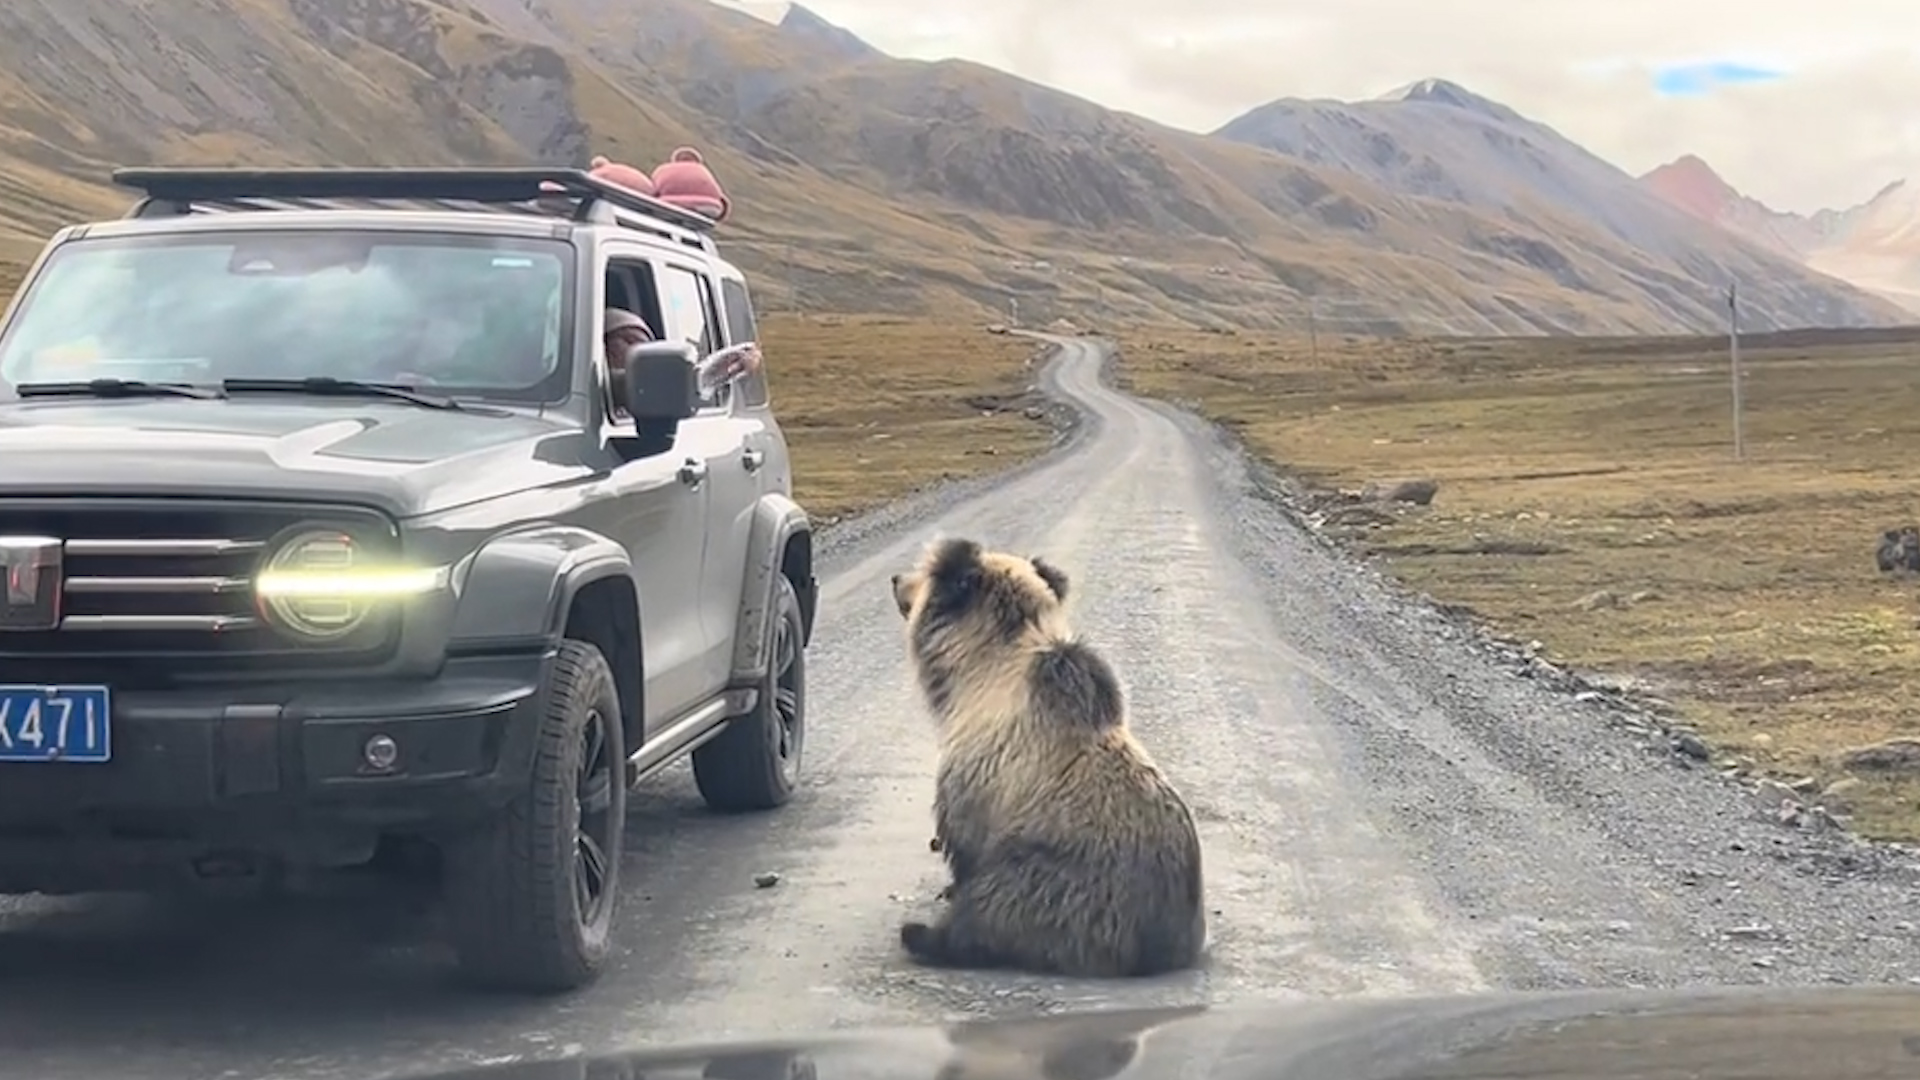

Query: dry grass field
[1121,324,1920,841]
[761,314,1056,520]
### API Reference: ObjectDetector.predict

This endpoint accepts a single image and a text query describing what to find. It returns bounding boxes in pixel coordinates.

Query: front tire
[442,639,627,993]
[693,574,807,812]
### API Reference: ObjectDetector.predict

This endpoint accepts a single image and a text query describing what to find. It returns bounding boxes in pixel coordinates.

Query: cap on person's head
[604,308,650,336]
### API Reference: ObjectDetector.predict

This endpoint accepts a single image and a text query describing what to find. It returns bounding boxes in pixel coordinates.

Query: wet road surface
[3,337,1916,1080]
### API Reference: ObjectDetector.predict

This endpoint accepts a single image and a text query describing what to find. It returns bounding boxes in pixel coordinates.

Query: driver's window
[601,258,660,422]
[594,300,620,424]
[659,264,726,410]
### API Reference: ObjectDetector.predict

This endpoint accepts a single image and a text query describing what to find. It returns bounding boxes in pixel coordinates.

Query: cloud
[789,0,1920,215]
[1651,61,1786,96]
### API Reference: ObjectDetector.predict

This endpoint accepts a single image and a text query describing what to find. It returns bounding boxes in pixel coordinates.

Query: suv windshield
[0,230,573,401]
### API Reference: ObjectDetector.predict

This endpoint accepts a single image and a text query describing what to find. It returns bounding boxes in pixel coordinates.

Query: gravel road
[3,336,1917,1080]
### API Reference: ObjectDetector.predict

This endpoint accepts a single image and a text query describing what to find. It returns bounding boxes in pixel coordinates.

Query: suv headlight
[254,529,446,642]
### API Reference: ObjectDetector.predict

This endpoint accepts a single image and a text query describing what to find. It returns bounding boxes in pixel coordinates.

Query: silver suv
[0,166,816,993]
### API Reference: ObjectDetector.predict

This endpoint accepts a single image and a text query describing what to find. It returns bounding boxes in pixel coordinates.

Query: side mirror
[622,340,699,424]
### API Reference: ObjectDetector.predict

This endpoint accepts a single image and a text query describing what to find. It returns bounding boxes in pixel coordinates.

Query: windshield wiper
[222,377,463,411]
[14,377,225,400]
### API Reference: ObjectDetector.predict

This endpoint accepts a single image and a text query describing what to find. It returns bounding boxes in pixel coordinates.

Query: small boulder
[1362,478,1440,506]
[1840,739,1920,774]
[1818,777,1864,815]
[1572,589,1619,611]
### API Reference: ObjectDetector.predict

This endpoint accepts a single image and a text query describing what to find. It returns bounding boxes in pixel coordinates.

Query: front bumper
[0,651,553,833]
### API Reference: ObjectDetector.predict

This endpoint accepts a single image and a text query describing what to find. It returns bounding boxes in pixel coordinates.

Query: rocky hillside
[1642,155,1920,315]
[0,0,1907,333]
[1211,79,1910,332]
[1639,155,1829,259]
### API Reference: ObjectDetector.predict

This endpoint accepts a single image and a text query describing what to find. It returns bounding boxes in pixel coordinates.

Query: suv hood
[0,397,593,517]
[409,986,1920,1080]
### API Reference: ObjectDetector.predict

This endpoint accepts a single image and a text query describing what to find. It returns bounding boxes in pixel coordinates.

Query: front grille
[0,498,398,666]
[62,537,265,634]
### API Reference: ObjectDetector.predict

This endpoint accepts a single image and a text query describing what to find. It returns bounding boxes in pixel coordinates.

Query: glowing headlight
[254,530,446,641]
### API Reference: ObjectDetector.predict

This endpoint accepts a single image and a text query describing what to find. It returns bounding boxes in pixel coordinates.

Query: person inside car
[604,307,654,417]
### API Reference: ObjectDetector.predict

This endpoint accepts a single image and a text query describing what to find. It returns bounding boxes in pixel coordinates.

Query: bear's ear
[925,536,982,579]
[1029,555,1069,602]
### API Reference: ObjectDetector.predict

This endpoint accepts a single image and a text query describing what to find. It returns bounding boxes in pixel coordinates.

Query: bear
[887,536,1207,978]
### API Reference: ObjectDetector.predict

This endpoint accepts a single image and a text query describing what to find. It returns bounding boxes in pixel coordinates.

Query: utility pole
[1008,296,1019,327]
[1307,297,1319,363]
[782,245,799,313]
[1728,280,1744,461]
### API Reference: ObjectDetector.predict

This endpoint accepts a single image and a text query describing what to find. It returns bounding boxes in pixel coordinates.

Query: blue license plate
[0,685,111,763]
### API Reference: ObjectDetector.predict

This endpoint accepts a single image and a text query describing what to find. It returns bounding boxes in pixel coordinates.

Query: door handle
[742,447,765,473]
[677,458,707,487]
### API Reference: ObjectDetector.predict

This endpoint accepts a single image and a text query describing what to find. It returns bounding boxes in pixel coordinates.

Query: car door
[654,259,761,691]
[715,274,777,495]
[595,247,712,728]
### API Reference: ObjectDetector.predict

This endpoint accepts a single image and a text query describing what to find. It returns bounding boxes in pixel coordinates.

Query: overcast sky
[723,0,1917,215]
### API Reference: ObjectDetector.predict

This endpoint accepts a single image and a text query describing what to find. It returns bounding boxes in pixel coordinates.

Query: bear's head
[888,538,1071,722]
[891,536,1068,629]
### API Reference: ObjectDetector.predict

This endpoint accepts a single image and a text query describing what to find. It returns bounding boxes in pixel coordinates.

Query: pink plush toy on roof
[587,154,657,196]
[650,147,730,222]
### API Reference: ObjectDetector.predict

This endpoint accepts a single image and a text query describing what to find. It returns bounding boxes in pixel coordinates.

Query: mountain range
[0,0,1910,334]
[1640,155,1920,314]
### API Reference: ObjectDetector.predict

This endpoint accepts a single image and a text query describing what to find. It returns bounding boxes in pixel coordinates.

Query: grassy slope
[552,1,1906,334]
[0,0,1061,319]
[1120,325,1920,841]
[762,314,1056,519]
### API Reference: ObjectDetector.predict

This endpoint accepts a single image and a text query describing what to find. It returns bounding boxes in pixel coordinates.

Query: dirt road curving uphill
[3,336,1916,1080]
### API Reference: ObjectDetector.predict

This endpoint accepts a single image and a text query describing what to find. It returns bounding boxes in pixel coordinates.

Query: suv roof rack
[110,166,721,249]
